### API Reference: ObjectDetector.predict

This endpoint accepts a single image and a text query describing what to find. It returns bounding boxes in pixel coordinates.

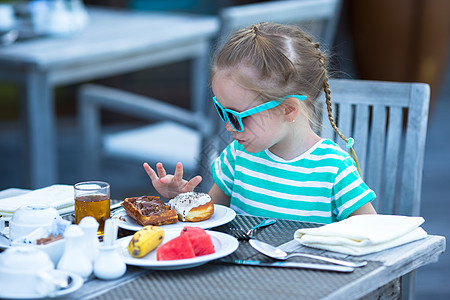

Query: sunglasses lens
[227,112,242,131]
[214,103,226,122]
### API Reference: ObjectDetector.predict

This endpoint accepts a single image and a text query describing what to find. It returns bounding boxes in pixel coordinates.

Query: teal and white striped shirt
[212,139,375,224]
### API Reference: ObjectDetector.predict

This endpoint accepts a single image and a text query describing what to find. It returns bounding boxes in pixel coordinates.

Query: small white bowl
[36,238,65,265]
[11,227,65,265]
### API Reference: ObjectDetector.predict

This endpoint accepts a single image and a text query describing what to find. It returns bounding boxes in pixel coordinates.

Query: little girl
[144,22,376,224]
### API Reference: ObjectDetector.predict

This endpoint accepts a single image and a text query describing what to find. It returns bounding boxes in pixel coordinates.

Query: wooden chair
[218,0,342,48]
[78,79,215,190]
[320,78,430,299]
[77,35,216,189]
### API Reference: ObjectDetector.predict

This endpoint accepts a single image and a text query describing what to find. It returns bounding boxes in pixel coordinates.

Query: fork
[229,228,251,240]
[230,219,276,239]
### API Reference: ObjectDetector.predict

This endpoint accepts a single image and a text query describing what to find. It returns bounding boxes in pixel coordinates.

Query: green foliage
[0,83,18,120]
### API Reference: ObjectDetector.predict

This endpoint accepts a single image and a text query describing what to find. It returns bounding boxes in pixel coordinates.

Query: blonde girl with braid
[144,23,376,223]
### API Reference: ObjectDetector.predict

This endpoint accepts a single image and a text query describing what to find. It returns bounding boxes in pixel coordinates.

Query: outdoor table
[0,7,219,188]
[0,188,445,299]
[66,217,444,300]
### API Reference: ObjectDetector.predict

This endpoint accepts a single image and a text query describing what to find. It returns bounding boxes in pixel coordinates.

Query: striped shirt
[211,139,375,224]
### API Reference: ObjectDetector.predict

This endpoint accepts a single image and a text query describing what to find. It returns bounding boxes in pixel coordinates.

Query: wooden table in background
[0,7,219,188]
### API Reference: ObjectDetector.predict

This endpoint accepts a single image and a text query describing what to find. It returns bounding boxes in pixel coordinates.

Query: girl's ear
[283,98,300,122]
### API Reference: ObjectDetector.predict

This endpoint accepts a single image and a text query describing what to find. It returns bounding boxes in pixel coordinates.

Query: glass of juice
[74,181,110,235]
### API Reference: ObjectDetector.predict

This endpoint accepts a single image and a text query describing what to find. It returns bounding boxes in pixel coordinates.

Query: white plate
[0,271,83,299]
[118,229,238,270]
[112,204,236,231]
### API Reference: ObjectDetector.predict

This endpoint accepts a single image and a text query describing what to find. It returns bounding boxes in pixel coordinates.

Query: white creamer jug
[94,243,126,280]
[93,218,126,280]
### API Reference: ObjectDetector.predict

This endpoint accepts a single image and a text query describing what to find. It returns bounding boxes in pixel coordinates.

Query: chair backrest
[218,0,342,48]
[318,79,430,216]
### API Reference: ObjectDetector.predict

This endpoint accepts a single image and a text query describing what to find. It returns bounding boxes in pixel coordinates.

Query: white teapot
[0,247,59,298]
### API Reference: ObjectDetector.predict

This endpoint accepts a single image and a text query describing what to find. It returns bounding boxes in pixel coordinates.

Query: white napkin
[0,185,74,217]
[294,214,428,256]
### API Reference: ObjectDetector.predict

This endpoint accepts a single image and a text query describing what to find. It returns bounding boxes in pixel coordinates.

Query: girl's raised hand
[143,162,202,200]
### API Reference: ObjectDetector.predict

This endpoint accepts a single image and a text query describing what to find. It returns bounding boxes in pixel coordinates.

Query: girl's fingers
[156,162,167,178]
[174,162,184,182]
[187,175,202,191]
[143,162,158,181]
[145,162,199,196]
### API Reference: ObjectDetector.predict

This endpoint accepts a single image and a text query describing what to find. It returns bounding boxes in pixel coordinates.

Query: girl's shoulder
[311,139,350,158]
[313,139,360,172]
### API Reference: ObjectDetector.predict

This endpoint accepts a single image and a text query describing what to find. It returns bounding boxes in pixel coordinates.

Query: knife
[222,259,354,273]
[110,201,124,210]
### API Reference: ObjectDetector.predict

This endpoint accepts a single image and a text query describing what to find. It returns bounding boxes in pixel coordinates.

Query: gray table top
[0,189,445,299]
[0,7,219,189]
[70,216,444,300]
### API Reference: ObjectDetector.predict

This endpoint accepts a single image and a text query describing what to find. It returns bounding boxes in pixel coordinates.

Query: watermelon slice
[156,234,195,261]
[181,226,206,236]
[181,227,215,256]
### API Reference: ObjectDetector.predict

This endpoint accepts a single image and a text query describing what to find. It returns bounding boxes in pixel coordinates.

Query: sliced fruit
[156,234,196,261]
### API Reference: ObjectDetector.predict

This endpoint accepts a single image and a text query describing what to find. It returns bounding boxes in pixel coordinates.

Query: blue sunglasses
[212,95,307,132]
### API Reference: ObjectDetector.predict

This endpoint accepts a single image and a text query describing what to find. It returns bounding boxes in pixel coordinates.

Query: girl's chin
[240,143,265,154]
[235,137,266,153]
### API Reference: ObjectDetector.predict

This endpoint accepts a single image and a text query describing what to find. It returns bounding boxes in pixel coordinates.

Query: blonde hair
[211,22,362,174]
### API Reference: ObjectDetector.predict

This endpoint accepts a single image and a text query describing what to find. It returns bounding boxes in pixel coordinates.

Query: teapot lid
[0,247,54,271]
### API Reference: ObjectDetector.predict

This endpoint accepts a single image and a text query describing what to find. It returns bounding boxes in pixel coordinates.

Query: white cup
[6,204,59,241]
[0,247,59,298]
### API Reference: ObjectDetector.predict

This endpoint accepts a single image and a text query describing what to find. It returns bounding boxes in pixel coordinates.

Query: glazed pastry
[122,196,178,226]
[168,192,214,222]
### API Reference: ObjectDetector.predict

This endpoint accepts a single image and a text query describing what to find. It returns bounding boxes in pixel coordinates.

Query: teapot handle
[35,271,58,297]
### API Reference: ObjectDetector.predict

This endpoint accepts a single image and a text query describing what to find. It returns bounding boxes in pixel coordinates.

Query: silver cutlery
[110,201,124,212]
[249,239,367,268]
[223,259,354,272]
[229,228,249,239]
[229,219,276,239]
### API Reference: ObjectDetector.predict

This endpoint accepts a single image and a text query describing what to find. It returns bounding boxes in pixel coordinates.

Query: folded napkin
[294,214,427,256]
[0,185,74,217]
